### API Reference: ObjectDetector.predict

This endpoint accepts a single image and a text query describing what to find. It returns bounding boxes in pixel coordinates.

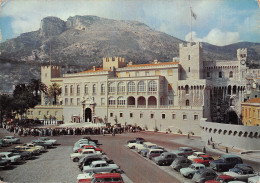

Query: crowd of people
[2,122,143,137]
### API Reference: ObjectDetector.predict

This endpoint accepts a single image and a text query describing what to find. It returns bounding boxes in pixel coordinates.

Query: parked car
[140,146,164,157]
[229,164,253,172]
[31,140,52,149]
[23,143,45,153]
[74,141,97,153]
[0,157,11,169]
[178,147,195,157]
[134,137,145,142]
[170,157,193,171]
[15,145,40,155]
[71,149,97,162]
[136,142,156,154]
[127,140,144,149]
[82,136,98,144]
[77,171,97,183]
[192,168,218,183]
[38,137,57,145]
[78,145,102,154]
[223,166,258,182]
[8,148,33,160]
[188,152,206,161]
[180,163,206,179]
[0,138,10,147]
[205,175,235,183]
[209,155,243,172]
[248,176,260,183]
[78,154,104,167]
[83,160,120,173]
[3,136,20,144]
[193,155,215,166]
[147,149,165,160]
[79,156,114,171]
[153,152,177,166]
[90,173,124,183]
[0,152,22,164]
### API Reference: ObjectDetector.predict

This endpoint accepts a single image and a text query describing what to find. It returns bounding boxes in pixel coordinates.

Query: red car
[205,175,235,183]
[78,145,103,154]
[193,155,214,166]
[90,173,124,183]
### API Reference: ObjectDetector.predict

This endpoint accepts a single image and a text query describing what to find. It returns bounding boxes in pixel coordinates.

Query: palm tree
[48,83,62,105]
[29,79,47,102]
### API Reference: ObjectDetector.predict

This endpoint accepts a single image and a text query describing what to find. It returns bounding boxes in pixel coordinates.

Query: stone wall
[200,119,260,150]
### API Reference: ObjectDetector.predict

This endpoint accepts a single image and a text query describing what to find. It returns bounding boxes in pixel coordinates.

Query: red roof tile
[245,98,260,103]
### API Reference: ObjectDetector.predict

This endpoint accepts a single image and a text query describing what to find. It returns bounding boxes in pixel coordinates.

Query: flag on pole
[191,8,197,20]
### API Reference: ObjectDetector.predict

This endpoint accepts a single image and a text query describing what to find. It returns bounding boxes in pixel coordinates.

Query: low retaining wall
[200,118,260,150]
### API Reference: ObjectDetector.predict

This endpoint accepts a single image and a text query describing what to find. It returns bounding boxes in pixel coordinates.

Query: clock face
[240,59,246,65]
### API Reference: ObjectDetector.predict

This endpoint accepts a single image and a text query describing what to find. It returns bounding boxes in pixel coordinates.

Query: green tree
[47,83,62,105]
[13,84,38,119]
[0,94,14,127]
[28,79,47,103]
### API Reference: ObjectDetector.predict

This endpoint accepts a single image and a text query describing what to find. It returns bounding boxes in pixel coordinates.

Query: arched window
[84,85,88,94]
[118,82,125,93]
[108,82,115,93]
[185,85,189,94]
[108,97,115,105]
[138,81,146,92]
[128,81,135,92]
[70,85,74,95]
[77,85,80,95]
[186,99,190,106]
[92,84,96,94]
[101,84,105,94]
[117,97,125,105]
[229,71,233,78]
[148,81,157,92]
[65,86,68,95]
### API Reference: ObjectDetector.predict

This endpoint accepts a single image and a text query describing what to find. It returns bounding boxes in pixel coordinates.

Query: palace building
[27,42,260,135]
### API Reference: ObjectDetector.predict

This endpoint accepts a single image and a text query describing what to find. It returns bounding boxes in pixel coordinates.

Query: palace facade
[27,42,260,135]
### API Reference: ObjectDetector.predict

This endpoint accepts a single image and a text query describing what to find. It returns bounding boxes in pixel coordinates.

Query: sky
[0,0,259,46]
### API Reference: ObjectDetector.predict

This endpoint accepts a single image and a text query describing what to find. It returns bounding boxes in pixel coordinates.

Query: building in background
[241,98,260,126]
[27,42,260,135]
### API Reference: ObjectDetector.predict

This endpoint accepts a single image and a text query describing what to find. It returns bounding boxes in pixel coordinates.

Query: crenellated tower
[179,42,203,80]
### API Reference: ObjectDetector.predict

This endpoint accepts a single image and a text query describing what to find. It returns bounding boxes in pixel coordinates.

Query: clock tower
[237,48,247,80]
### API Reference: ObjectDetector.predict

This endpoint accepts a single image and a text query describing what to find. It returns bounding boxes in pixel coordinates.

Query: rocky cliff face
[40,17,66,37]
[0,15,259,92]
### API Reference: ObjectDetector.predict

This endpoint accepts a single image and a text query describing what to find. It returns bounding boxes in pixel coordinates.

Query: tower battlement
[179,42,202,49]
[237,48,247,61]
[102,56,127,70]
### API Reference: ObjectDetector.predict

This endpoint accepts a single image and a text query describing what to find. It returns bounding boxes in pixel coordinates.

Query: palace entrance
[85,108,92,122]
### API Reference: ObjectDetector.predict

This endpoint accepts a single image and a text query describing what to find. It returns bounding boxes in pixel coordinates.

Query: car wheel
[187,174,193,179]
[111,169,117,173]
[73,158,79,162]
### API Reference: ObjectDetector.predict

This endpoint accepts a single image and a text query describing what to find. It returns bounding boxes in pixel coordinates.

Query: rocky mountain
[0,15,259,92]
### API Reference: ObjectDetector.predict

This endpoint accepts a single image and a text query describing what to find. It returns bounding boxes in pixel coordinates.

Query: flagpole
[190,6,192,44]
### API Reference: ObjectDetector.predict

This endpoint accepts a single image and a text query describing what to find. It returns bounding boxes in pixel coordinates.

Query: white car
[77,171,96,182]
[83,160,120,173]
[38,137,57,145]
[136,142,156,154]
[223,167,258,182]
[248,176,260,183]
[180,163,205,179]
[127,140,144,149]
[73,142,96,153]
[3,136,20,144]
[187,152,205,161]
[0,152,22,164]
[70,149,97,162]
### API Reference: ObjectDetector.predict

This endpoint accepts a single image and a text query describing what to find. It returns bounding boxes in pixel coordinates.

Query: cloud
[185,29,240,46]
[0,0,258,44]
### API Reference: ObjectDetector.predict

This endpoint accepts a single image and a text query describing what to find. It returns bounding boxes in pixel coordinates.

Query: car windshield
[89,164,94,168]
